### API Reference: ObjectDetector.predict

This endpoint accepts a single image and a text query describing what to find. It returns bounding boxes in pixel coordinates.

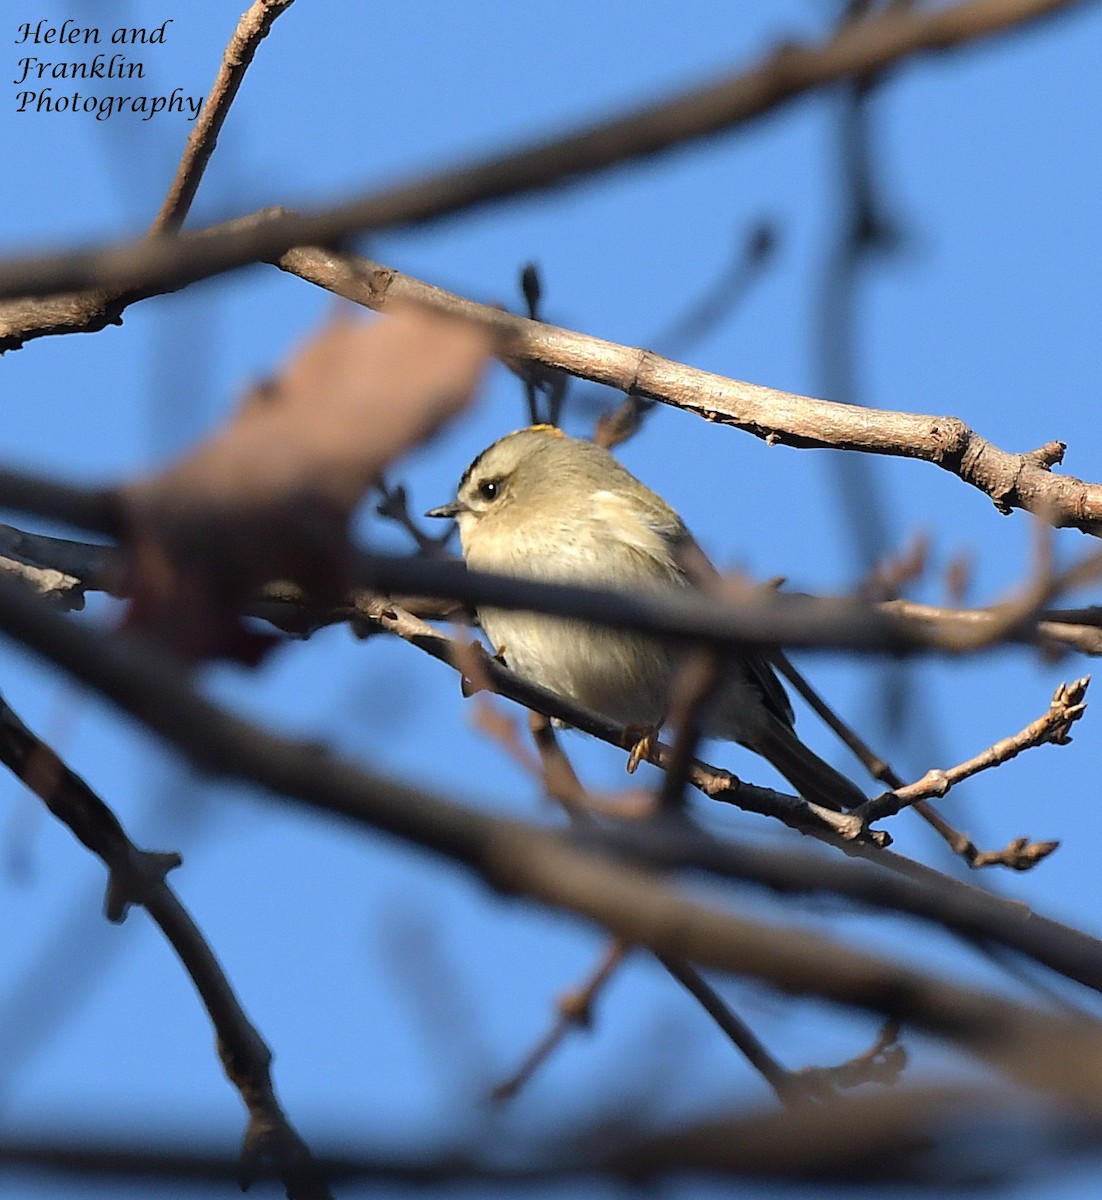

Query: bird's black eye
[478,479,499,501]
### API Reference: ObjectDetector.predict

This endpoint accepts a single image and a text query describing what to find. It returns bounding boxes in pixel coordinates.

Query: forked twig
[857,678,1088,825]
[0,694,329,1199]
[775,652,1065,870]
[791,1019,906,1096]
[375,479,454,556]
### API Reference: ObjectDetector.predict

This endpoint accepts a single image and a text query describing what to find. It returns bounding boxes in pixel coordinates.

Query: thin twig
[150,0,296,234]
[775,651,1064,870]
[515,718,876,1108]
[529,714,655,820]
[857,677,1089,825]
[0,695,330,1200]
[490,940,628,1102]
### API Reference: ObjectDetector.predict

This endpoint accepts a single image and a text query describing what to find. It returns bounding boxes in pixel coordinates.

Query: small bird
[426,425,865,811]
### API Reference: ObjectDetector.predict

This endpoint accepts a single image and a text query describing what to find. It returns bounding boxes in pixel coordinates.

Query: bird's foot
[624,724,660,774]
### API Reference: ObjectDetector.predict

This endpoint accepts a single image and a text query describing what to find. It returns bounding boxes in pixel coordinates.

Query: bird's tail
[751,716,866,812]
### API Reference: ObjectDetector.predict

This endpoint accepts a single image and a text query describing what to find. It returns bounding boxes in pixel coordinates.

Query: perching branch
[362,598,873,844]
[1,572,1102,1048]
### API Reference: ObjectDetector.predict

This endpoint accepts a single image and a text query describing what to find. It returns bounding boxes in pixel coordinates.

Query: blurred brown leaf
[120,307,490,659]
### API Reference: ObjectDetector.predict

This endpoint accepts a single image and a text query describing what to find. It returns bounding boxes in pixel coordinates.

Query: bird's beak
[424,500,467,520]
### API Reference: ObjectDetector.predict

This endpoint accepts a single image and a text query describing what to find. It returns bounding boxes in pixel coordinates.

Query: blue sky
[2,2,1102,1196]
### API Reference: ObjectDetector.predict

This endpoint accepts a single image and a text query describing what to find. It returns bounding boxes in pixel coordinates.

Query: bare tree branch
[883,597,1102,655]
[0,455,1093,660]
[491,939,628,1102]
[0,0,1084,306]
[7,227,1102,540]
[1,518,1101,662]
[0,1079,1093,1189]
[1,573,1102,1078]
[857,677,1088,824]
[281,247,1102,535]
[150,0,296,234]
[0,696,330,1200]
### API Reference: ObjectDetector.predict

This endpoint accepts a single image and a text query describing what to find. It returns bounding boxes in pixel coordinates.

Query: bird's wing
[742,652,796,727]
[674,530,796,728]
[589,489,687,579]
[589,491,797,727]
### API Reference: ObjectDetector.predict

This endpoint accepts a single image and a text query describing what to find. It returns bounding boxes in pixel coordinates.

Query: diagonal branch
[6,223,1102,538]
[654,953,819,1108]
[280,247,1102,535]
[0,696,330,1200]
[1,571,1102,1092]
[856,677,1089,825]
[0,0,1085,304]
[490,939,628,1102]
[362,599,873,844]
[150,0,296,234]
